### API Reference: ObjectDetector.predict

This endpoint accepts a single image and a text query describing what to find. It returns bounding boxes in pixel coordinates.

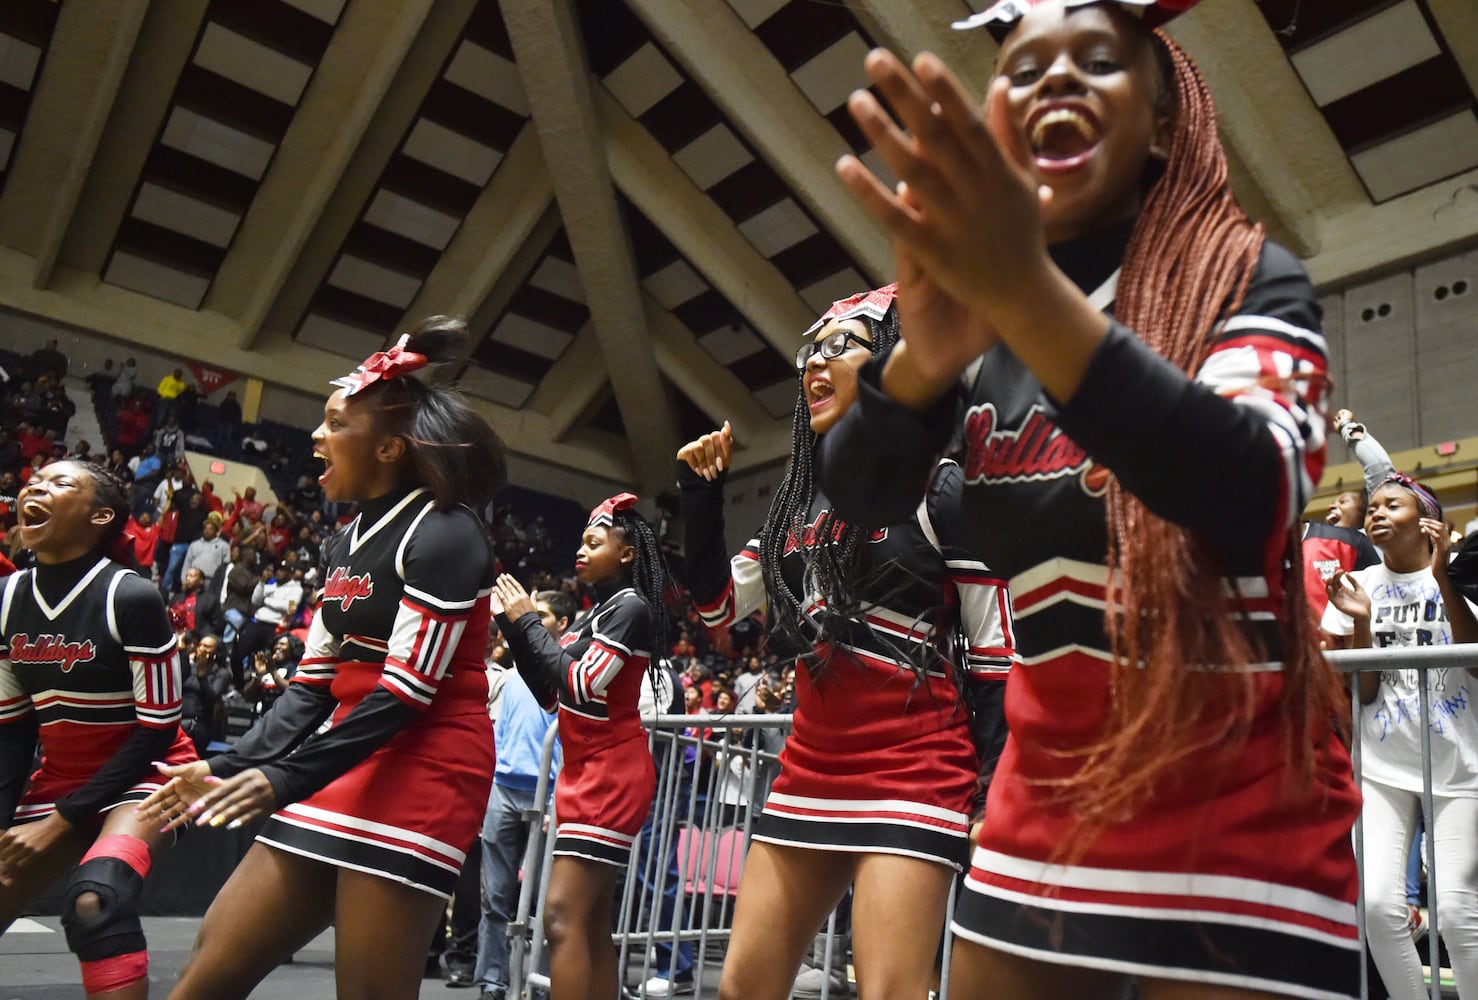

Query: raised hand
[837,51,1048,323]
[1325,571,1371,623]
[677,422,734,481]
[494,574,536,620]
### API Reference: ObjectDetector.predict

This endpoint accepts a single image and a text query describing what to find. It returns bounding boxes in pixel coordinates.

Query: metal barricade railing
[503,646,1471,1000]
[1329,643,1477,1000]
[510,713,868,1000]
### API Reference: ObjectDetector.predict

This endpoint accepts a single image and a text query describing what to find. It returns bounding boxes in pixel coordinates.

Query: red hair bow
[803,284,898,339]
[588,492,639,529]
[953,0,1203,31]
[330,334,429,397]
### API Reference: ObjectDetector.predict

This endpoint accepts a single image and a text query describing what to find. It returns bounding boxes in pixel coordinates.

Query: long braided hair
[1061,27,1344,835]
[609,508,671,679]
[759,304,902,663]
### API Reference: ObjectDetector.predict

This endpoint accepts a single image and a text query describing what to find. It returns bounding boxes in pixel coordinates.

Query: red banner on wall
[188,362,239,396]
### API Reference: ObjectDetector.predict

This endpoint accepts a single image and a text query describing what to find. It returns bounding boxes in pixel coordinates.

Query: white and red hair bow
[953,0,1202,32]
[330,333,430,397]
[803,283,898,339]
[588,492,639,529]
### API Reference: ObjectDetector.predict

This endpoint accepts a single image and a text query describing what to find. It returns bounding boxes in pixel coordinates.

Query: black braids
[760,304,910,675]
[758,393,817,655]
[612,510,671,684]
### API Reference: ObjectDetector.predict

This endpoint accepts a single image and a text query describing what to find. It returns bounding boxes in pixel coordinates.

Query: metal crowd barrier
[508,712,867,1000]
[500,646,1473,1000]
[1330,643,1477,1000]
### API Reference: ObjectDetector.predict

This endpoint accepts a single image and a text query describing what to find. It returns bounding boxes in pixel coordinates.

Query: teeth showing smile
[21,500,49,525]
[1031,108,1099,158]
[808,379,833,404]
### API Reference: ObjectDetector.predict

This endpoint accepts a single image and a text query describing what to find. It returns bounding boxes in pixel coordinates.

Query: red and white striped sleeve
[293,610,342,689]
[113,573,182,729]
[377,505,491,710]
[922,461,1014,678]
[566,592,651,705]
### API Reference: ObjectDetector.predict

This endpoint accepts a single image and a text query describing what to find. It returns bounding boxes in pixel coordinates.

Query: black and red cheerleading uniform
[0,554,196,827]
[499,585,656,867]
[819,227,1363,998]
[679,459,1012,869]
[208,487,495,898]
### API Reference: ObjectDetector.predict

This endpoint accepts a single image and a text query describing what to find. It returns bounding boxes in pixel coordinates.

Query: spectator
[0,430,20,476]
[104,448,132,484]
[218,389,242,425]
[474,589,570,998]
[113,395,151,455]
[234,485,264,523]
[111,357,138,399]
[233,559,304,678]
[168,567,209,636]
[156,366,188,422]
[219,544,259,653]
[162,485,207,596]
[179,635,232,755]
[127,510,161,570]
[182,515,231,584]
[153,415,185,465]
[28,337,68,382]
[0,472,16,531]
[85,357,118,394]
[200,480,224,515]
[240,633,302,714]
[1325,473,1478,998]
[129,444,162,514]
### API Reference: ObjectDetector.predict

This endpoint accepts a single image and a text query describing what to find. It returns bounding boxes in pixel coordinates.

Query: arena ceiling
[0,0,1473,493]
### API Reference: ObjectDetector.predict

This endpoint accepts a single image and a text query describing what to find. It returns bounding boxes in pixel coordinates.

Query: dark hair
[535,588,578,630]
[355,316,508,513]
[608,508,671,673]
[76,461,133,566]
[759,303,902,657]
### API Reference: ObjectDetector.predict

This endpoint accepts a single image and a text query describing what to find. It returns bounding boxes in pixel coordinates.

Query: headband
[330,334,429,397]
[802,284,898,340]
[588,492,639,529]
[1379,473,1443,521]
[953,0,1202,31]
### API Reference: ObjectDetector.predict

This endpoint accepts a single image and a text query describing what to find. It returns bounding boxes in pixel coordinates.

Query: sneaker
[791,963,852,1000]
[637,972,696,997]
[1407,904,1427,942]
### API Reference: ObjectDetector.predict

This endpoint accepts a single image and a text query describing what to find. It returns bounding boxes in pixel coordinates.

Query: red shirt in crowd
[129,517,161,566]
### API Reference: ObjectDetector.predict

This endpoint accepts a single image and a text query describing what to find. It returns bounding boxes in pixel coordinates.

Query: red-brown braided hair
[1055,30,1345,843]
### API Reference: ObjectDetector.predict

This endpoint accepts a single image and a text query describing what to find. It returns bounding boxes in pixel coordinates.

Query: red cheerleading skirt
[255,660,493,899]
[754,648,978,870]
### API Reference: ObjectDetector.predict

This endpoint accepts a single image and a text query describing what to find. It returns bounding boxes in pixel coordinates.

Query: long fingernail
[204,776,222,784]
[209,815,226,828]
[187,802,204,814]
[227,819,243,830]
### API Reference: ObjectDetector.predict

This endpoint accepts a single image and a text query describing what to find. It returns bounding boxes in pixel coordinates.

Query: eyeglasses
[794,329,874,371]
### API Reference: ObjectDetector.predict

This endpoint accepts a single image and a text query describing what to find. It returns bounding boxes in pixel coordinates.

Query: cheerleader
[1325,475,1478,998]
[139,317,505,1000]
[679,288,1011,1000]
[488,495,667,1000]
[822,1,1361,996]
[0,460,197,999]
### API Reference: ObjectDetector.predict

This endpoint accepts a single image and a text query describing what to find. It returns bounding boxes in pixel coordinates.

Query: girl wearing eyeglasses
[677,287,1012,1000]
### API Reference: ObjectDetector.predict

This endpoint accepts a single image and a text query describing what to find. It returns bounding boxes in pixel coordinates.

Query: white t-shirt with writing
[1322,563,1478,796]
